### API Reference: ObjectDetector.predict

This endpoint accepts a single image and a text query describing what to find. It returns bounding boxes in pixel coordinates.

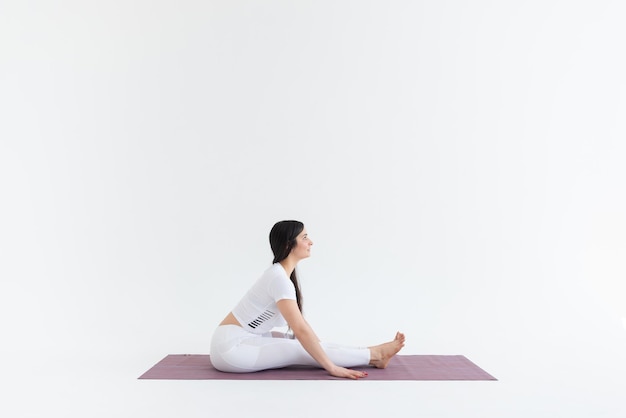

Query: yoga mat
[138,354,497,381]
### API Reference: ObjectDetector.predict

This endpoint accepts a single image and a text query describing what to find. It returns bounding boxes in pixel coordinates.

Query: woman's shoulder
[265,263,287,276]
[259,263,288,282]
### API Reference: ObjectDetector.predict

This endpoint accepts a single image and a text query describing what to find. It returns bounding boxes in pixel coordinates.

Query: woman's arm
[276,299,367,380]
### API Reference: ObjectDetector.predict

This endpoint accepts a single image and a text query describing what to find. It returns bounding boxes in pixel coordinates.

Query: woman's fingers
[331,367,368,379]
[346,368,368,379]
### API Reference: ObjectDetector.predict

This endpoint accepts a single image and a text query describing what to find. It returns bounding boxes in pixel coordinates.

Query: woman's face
[291,228,313,260]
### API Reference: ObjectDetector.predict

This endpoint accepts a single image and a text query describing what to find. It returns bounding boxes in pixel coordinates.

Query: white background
[1,1,625,417]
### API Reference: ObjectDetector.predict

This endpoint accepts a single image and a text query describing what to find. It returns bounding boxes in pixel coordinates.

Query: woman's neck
[279,257,297,276]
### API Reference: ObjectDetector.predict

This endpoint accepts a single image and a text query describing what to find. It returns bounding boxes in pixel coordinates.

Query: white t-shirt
[231,263,297,334]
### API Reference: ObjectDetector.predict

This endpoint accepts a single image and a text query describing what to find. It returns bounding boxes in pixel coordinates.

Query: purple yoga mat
[138,354,496,381]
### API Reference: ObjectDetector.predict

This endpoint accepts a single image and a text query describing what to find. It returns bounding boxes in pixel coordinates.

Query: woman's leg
[210,325,370,373]
[247,338,370,371]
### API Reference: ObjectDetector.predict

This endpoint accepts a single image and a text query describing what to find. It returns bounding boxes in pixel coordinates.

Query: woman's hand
[329,366,368,380]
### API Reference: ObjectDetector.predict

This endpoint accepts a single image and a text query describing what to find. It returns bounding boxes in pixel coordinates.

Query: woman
[210,220,405,379]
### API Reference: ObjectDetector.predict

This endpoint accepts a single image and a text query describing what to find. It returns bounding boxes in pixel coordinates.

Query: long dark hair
[269,220,304,312]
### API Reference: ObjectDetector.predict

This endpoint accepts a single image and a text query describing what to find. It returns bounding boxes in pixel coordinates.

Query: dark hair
[269,220,304,312]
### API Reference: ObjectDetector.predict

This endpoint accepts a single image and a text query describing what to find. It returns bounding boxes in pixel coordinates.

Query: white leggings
[210,325,371,373]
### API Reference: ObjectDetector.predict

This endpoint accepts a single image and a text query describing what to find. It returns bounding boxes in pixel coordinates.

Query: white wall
[1,1,625,417]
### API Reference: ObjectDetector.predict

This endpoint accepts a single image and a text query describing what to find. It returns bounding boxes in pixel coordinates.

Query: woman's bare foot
[368,332,406,369]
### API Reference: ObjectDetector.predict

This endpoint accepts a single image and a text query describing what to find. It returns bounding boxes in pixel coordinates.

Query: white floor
[4,313,625,418]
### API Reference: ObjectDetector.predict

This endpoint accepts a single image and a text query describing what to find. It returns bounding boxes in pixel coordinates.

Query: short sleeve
[268,270,297,302]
